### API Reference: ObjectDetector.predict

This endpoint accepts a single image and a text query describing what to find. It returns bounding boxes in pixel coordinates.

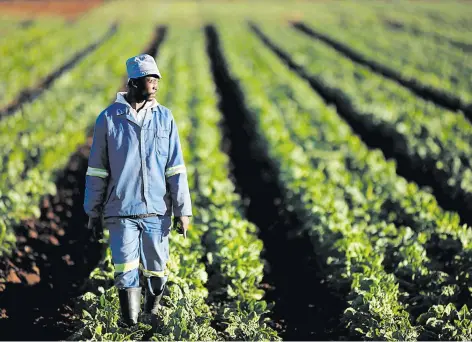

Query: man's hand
[88,216,104,241]
[173,216,190,239]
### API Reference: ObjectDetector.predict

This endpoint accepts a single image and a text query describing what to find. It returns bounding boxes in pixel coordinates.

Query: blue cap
[126,53,161,79]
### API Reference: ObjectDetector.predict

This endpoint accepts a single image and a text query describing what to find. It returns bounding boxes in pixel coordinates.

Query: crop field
[0,0,471,340]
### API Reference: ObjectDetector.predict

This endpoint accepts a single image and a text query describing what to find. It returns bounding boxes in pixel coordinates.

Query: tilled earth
[0,139,104,340]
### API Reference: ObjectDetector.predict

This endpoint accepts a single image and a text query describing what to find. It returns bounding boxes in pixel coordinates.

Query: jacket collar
[115,92,159,115]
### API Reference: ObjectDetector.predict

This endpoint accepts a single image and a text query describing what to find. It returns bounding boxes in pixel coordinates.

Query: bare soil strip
[0,136,102,340]
[205,25,346,340]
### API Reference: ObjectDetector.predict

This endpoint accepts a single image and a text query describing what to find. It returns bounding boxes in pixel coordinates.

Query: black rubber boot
[143,277,166,331]
[144,289,164,315]
[144,277,166,315]
[118,287,142,327]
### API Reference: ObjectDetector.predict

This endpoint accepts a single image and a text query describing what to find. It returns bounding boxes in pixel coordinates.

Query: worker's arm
[84,113,109,219]
[165,115,193,218]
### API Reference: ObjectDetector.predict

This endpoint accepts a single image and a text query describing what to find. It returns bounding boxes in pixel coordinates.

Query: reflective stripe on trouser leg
[106,217,141,289]
[137,215,171,295]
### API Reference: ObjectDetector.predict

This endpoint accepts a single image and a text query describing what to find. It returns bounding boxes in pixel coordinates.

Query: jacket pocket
[155,128,169,157]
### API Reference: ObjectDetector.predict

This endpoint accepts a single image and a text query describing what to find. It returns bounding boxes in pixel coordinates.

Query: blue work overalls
[83,92,192,290]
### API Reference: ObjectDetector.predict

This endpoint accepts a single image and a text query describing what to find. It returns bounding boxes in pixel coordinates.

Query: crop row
[0,17,64,61]
[404,3,472,33]
[219,23,472,340]
[366,0,472,36]
[348,1,472,43]
[0,0,156,114]
[217,23,415,340]
[264,21,472,339]
[189,27,278,341]
[161,27,277,340]
[68,26,279,341]
[378,12,472,52]
[252,22,472,340]
[0,17,116,110]
[0,17,34,39]
[295,10,472,108]
[257,22,472,226]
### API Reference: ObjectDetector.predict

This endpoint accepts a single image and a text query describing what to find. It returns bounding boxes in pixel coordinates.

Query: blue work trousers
[105,215,171,294]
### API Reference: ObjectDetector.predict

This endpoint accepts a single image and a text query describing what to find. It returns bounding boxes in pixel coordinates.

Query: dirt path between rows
[205,25,346,340]
[0,135,103,340]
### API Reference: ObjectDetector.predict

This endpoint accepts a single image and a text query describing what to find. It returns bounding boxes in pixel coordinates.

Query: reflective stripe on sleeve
[165,164,186,178]
[114,259,139,273]
[86,166,109,178]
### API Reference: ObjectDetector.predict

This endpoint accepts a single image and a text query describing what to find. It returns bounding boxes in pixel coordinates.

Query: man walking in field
[83,54,192,327]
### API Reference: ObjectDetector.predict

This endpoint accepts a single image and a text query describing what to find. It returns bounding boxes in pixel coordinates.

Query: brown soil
[0,0,104,19]
[0,135,105,340]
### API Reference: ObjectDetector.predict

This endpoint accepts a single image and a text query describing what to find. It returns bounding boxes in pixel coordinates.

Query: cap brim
[130,73,162,80]
[141,73,161,79]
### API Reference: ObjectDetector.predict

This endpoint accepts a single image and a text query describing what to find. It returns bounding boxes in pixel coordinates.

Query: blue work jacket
[83,92,192,219]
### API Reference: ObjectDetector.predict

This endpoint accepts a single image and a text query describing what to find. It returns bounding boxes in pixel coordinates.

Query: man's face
[137,76,159,101]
